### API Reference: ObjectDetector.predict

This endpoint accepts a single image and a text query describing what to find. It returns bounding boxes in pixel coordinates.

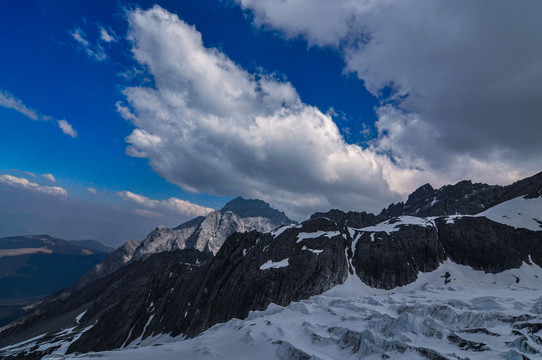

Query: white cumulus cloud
[118,6,431,218]
[86,187,97,195]
[0,174,67,197]
[117,190,214,217]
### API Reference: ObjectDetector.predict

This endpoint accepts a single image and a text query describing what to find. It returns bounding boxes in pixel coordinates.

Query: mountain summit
[221,197,294,224]
[75,197,295,288]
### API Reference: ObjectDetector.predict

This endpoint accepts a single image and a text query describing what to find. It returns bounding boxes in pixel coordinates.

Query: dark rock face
[66,249,213,352]
[172,215,206,230]
[352,225,445,289]
[496,171,542,201]
[437,217,542,272]
[310,209,378,229]
[349,216,542,290]
[378,180,506,218]
[402,180,504,216]
[380,170,542,219]
[221,196,295,224]
[74,240,140,290]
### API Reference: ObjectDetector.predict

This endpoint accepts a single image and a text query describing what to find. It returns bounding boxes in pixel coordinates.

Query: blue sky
[1,1,541,245]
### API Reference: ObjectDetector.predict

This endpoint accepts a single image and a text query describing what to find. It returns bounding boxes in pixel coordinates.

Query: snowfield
[7,260,541,360]
[477,196,542,231]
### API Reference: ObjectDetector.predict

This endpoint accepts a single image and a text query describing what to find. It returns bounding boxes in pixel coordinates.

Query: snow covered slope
[9,261,541,360]
[477,196,542,231]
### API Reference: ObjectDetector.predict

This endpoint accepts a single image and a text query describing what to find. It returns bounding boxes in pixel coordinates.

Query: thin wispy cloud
[57,119,78,138]
[0,90,39,120]
[70,27,89,46]
[41,173,57,183]
[117,190,214,217]
[70,26,106,61]
[86,187,97,195]
[133,208,163,218]
[0,174,67,197]
[70,23,117,61]
[22,171,37,178]
[99,25,117,43]
[0,89,78,138]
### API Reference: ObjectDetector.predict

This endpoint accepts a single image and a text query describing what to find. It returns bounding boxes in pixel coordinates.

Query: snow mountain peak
[74,196,295,288]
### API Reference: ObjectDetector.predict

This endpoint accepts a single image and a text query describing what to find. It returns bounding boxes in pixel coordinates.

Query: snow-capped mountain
[75,197,294,289]
[1,171,542,360]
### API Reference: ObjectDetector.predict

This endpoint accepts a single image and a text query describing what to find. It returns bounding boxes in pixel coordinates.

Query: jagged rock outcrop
[350,216,542,289]
[75,197,295,288]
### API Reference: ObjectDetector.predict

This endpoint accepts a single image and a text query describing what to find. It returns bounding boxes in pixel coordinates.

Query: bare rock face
[75,240,139,289]
[74,197,295,289]
[351,224,445,289]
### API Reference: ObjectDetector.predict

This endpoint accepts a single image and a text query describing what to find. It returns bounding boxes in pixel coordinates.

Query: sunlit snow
[477,196,542,231]
[359,216,436,234]
[36,260,542,360]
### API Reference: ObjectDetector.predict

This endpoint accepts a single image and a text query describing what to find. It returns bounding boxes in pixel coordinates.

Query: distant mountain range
[0,235,113,327]
[1,173,542,359]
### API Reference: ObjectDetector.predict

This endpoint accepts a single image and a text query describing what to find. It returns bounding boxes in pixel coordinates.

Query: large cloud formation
[119,6,430,218]
[238,0,542,184]
[119,4,541,218]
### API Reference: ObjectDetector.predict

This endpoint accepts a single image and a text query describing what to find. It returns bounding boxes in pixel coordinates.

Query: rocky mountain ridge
[75,197,294,289]
[1,171,542,359]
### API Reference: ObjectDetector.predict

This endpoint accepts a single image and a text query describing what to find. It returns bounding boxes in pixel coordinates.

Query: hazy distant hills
[0,235,112,326]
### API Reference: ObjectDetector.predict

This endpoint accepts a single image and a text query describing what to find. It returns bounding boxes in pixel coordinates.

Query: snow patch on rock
[359,216,436,235]
[260,258,289,270]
